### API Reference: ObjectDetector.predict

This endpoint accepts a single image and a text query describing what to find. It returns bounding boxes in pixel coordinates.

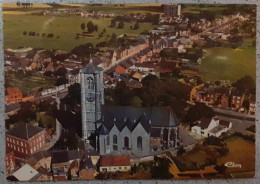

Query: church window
[113,135,117,144]
[87,77,94,89]
[137,136,142,151]
[106,136,110,146]
[124,137,129,148]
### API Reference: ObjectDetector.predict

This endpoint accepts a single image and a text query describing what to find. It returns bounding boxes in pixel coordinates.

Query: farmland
[7,75,55,94]
[3,14,157,51]
[200,39,256,82]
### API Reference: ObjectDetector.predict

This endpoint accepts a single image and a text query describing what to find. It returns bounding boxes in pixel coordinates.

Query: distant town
[4,3,256,181]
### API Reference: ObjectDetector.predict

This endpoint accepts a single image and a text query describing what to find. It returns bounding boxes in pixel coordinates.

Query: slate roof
[150,128,161,138]
[6,123,44,140]
[97,105,179,134]
[81,59,102,74]
[51,150,80,164]
[198,117,212,129]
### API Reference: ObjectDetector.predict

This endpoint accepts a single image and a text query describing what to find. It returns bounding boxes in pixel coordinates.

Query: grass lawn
[7,75,55,94]
[217,136,255,174]
[3,14,157,51]
[36,112,56,131]
[200,39,256,82]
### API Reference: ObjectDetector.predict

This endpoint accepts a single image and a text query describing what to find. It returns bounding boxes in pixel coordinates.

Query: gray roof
[6,123,44,140]
[97,105,179,134]
[150,128,161,138]
[52,150,80,164]
[81,59,102,74]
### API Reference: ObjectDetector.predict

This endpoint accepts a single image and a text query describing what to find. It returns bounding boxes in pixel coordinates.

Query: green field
[3,14,157,51]
[8,75,55,94]
[200,40,256,82]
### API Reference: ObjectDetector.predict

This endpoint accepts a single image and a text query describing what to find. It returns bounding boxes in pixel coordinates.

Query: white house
[191,117,232,138]
[99,155,131,172]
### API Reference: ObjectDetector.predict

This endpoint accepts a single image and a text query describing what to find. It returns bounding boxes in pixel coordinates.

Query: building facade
[81,61,181,157]
[80,58,104,143]
[6,123,46,158]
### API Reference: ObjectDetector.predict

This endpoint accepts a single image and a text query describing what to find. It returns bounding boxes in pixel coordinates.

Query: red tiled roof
[6,87,22,95]
[219,120,231,128]
[100,155,130,167]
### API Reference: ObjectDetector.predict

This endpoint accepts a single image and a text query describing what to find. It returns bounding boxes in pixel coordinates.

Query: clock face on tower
[86,92,95,102]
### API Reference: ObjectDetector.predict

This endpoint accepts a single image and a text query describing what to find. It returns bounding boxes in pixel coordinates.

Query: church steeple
[80,56,104,143]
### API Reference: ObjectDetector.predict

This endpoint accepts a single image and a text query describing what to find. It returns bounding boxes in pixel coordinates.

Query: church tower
[80,58,104,143]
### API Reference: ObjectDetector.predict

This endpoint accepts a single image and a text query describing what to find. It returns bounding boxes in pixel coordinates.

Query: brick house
[248,95,256,115]
[5,87,23,104]
[220,93,230,108]
[6,148,15,175]
[231,92,244,109]
[51,150,81,181]
[6,123,46,158]
[115,65,127,74]
[99,155,131,172]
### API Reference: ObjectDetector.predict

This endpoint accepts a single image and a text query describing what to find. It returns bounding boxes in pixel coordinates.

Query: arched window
[106,136,110,146]
[124,137,129,148]
[137,136,142,151]
[113,135,117,144]
[87,77,94,89]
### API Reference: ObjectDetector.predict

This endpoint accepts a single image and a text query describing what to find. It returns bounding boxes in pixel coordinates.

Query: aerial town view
[4,3,256,181]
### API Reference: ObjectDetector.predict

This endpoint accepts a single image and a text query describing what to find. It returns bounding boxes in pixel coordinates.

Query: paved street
[180,126,199,146]
[217,115,255,134]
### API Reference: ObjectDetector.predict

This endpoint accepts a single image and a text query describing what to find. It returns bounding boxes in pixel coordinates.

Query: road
[217,115,255,134]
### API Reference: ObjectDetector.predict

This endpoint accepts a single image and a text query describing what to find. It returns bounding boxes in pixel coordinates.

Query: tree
[71,43,98,58]
[130,96,142,107]
[68,83,81,105]
[151,156,173,179]
[87,21,95,33]
[134,22,140,30]
[232,75,255,94]
[55,77,68,86]
[54,67,67,77]
[186,102,215,123]
[118,20,124,29]
[109,19,116,28]
[80,23,85,31]
[94,25,98,32]
[113,81,133,106]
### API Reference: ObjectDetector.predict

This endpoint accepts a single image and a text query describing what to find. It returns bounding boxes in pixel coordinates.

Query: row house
[6,148,16,175]
[5,87,23,104]
[231,92,245,110]
[249,95,256,115]
[116,42,148,60]
[51,149,95,181]
[66,68,81,84]
[6,123,46,158]
[128,62,157,73]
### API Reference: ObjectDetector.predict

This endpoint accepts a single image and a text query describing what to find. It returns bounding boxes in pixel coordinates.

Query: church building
[80,59,181,157]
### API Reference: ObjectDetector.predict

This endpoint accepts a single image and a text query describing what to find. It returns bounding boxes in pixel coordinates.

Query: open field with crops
[3,14,157,51]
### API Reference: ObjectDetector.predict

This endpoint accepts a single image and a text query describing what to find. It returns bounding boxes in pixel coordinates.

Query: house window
[21,142,23,147]
[124,137,129,148]
[31,149,33,154]
[137,136,142,151]
[119,167,121,170]
[7,137,9,142]
[113,135,117,144]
